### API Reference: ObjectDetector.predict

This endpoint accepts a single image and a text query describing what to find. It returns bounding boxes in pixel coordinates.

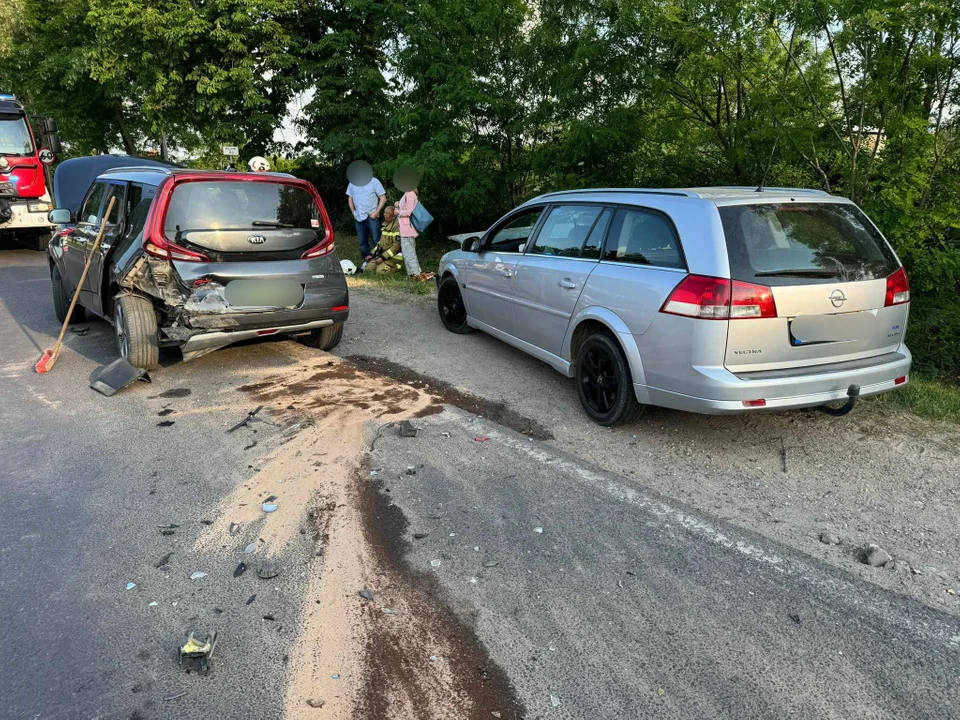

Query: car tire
[575,332,643,426]
[303,321,345,352]
[437,276,472,334]
[115,294,159,370]
[51,265,85,324]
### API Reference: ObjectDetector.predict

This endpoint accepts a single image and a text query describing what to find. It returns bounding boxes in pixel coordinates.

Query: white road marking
[455,412,960,650]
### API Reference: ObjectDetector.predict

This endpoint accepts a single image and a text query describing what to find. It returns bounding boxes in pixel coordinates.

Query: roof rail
[690,186,831,196]
[533,188,700,200]
[100,165,173,176]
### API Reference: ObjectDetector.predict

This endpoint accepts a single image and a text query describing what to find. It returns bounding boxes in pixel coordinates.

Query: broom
[36,196,117,374]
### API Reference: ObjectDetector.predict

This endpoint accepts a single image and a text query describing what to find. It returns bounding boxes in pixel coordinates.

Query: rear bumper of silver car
[180,318,334,354]
[641,348,912,414]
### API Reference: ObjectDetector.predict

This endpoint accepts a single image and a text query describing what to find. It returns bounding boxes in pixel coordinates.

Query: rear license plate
[789,311,877,346]
[223,279,304,309]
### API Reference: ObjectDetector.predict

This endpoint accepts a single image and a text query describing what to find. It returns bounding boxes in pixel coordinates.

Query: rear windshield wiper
[251,220,295,228]
[754,269,841,278]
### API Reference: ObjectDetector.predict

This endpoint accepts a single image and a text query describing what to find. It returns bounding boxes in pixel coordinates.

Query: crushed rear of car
[47,166,348,369]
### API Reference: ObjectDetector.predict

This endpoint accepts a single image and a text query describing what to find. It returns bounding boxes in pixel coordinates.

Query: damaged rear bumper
[180,318,336,355]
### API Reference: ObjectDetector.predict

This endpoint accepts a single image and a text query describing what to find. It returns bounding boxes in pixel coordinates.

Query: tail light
[661,275,778,320]
[884,267,910,306]
[142,177,210,262]
[57,227,74,238]
[301,228,335,259]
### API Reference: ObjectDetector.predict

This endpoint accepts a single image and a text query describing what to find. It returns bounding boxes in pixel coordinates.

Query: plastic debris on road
[550,694,561,707]
[179,630,218,674]
[190,571,207,580]
[244,542,257,554]
[234,562,247,578]
[475,436,490,442]
[399,420,419,437]
[229,523,241,536]
[430,559,442,567]
[258,560,281,579]
[149,601,158,607]
[359,590,374,601]
[262,503,278,513]
[534,527,543,534]
[126,582,136,591]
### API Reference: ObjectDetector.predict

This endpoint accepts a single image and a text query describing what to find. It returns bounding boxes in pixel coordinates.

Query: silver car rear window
[164,181,318,238]
[719,203,898,286]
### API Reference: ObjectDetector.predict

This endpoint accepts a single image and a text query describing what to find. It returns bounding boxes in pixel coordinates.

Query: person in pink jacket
[396,188,425,279]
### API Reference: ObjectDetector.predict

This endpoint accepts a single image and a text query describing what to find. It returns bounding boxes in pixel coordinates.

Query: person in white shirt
[346,161,387,260]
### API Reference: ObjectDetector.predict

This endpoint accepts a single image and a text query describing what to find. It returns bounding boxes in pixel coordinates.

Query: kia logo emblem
[248,235,267,245]
[829,289,847,308]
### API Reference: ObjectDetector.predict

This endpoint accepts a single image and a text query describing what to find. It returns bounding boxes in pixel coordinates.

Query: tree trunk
[115,106,136,155]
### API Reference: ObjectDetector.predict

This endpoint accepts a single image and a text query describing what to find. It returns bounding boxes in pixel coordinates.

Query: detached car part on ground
[437,187,911,425]
[47,163,348,369]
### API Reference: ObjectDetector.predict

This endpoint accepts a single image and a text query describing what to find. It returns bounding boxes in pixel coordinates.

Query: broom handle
[52,196,117,353]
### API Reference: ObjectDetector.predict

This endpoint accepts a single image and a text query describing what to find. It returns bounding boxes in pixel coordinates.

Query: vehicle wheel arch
[564,308,648,397]
[438,263,471,315]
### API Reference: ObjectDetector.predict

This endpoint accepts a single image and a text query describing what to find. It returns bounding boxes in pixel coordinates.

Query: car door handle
[500,269,514,278]
[558,279,577,289]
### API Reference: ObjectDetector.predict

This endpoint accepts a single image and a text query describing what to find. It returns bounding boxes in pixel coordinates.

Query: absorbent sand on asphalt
[193,357,517,718]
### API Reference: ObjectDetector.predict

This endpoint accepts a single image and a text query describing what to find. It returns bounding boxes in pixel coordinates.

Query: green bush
[906,293,960,381]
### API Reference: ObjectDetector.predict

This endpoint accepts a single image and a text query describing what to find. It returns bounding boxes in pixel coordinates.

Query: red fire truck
[0,94,62,250]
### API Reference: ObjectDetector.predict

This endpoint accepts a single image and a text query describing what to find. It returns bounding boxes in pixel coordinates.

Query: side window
[102,184,125,236]
[603,208,684,269]
[530,205,603,257]
[486,207,544,252]
[124,183,157,240]
[580,208,613,260]
[79,182,107,225]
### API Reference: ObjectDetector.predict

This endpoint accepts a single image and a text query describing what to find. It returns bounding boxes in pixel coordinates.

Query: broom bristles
[35,349,55,374]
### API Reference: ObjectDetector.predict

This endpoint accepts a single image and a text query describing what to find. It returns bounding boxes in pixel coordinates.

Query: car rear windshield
[718,203,899,286]
[163,181,319,238]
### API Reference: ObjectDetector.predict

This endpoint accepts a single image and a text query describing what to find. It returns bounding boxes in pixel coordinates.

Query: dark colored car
[47,164,348,369]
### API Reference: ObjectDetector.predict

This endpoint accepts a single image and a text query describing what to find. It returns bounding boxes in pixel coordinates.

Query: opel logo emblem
[829,289,847,308]
[248,235,267,245]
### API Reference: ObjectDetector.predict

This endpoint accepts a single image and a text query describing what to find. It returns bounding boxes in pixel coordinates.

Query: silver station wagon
[436,187,911,425]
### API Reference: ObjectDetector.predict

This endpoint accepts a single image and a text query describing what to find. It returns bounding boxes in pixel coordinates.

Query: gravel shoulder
[335,287,960,617]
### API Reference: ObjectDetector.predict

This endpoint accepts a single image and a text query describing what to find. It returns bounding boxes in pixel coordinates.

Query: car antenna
[756,133,781,193]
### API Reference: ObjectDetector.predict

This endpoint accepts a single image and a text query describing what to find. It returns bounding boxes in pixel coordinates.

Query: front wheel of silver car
[437,276,472,334]
[575,333,643,426]
[114,294,159,370]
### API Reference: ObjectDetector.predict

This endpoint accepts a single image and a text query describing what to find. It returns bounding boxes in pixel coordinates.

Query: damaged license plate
[222,279,304,310]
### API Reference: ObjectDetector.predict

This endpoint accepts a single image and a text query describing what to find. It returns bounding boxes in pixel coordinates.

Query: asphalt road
[2,246,959,719]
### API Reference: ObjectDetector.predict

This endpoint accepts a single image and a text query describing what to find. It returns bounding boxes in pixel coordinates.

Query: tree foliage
[2,0,959,373]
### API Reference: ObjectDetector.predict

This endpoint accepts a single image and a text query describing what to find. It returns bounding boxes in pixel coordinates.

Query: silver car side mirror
[49,208,72,225]
[461,236,481,253]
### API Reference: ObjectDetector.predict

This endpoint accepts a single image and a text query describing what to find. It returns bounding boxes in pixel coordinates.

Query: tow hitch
[819,384,860,417]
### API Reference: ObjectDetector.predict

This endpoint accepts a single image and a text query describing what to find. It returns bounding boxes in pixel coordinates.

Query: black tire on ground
[114,294,159,370]
[51,265,85,324]
[33,231,52,251]
[575,332,644,426]
[437,275,473,334]
[303,321,345,352]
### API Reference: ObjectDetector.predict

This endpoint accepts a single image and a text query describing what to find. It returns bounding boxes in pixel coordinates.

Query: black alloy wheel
[575,332,643,426]
[437,276,472,334]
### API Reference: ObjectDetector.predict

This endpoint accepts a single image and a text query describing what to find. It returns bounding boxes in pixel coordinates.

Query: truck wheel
[51,265,85,324]
[115,294,159,370]
[575,332,643,426]
[33,231,52,251]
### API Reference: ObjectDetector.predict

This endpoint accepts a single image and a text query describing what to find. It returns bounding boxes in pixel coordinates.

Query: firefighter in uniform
[362,205,404,274]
